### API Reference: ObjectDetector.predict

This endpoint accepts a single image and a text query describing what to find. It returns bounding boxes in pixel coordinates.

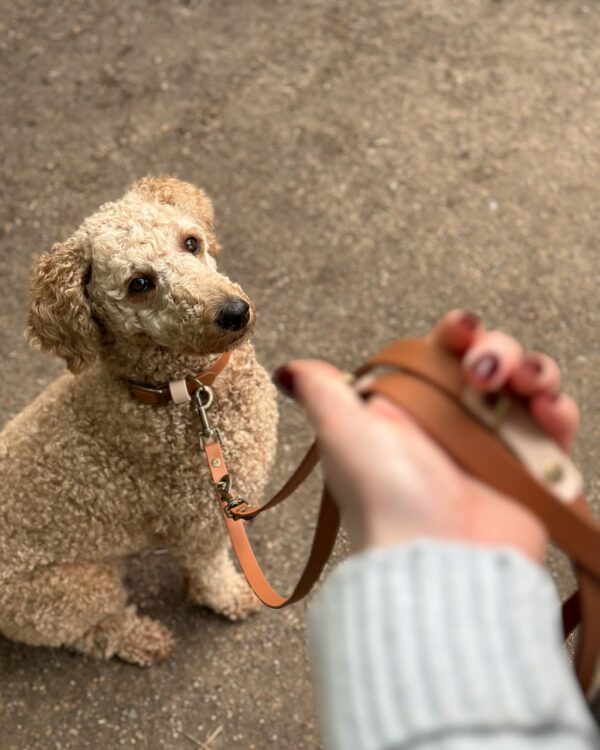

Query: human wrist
[355,496,547,563]
[353,501,445,551]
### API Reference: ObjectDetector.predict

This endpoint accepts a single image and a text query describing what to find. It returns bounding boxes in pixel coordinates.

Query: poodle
[0,177,278,665]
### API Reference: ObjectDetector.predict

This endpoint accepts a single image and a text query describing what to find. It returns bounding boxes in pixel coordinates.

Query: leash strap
[196,390,338,608]
[207,432,339,608]
[194,337,600,691]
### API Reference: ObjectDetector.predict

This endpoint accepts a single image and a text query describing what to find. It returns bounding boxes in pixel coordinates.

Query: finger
[509,352,561,398]
[529,392,580,453]
[463,331,523,391]
[431,309,484,353]
[275,363,455,480]
[273,359,371,446]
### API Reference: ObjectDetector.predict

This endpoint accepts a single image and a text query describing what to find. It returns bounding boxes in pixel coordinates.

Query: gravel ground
[1,1,600,748]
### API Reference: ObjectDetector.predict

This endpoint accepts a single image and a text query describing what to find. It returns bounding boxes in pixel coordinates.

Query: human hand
[273,311,579,563]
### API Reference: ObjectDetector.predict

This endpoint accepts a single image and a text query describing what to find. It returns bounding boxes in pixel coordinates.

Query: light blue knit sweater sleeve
[307,542,599,750]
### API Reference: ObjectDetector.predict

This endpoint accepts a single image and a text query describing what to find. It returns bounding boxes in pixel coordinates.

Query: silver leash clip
[192,385,221,447]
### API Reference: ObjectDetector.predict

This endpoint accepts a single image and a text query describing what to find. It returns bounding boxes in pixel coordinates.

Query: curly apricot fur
[0,178,277,665]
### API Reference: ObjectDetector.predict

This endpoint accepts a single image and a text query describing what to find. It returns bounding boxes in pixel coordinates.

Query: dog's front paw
[192,573,261,621]
[73,606,174,666]
[116,612,175,666]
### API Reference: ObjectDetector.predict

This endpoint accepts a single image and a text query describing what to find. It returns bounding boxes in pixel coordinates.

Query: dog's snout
[215,297,250,332]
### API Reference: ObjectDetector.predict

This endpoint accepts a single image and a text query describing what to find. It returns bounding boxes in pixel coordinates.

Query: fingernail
[273,365,297,398]
[471,354,499,381]
[460,311,480,330]
[522,357,543,376]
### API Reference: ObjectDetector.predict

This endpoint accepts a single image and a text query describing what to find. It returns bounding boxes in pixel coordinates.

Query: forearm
[308,541,598,750]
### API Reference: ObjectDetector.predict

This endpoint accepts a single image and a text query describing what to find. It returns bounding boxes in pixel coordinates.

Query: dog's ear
[26,238,99,374]
[130,176,221,255]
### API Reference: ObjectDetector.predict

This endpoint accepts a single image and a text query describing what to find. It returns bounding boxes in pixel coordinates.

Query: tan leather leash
[132,337,600,692]
[193,391,339,608]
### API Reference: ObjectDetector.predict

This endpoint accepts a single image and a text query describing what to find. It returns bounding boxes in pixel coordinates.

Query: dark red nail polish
[471,354,499,381]
[461,311,481,330]
[522,358,543,376]
[273,366,297,398]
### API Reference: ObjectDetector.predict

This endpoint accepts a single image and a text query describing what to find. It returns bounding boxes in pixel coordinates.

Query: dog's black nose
[215,297,250,331]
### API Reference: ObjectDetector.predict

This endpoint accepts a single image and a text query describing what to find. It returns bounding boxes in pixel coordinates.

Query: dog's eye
[128,276,155,295]
[184,236,201,255]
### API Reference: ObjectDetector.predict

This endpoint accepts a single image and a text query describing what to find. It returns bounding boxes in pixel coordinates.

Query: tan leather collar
[127,352,231,405]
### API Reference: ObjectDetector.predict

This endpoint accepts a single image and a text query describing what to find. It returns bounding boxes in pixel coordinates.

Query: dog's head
[27,177,255,373]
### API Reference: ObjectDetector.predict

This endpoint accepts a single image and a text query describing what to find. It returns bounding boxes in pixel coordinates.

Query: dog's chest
[123,365,277,507]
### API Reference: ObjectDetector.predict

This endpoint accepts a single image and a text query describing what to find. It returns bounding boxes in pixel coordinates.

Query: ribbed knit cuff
[308,542,598,750]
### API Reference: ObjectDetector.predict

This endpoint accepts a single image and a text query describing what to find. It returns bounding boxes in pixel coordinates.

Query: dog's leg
[176,542,260,621]
[0,562,173,666]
